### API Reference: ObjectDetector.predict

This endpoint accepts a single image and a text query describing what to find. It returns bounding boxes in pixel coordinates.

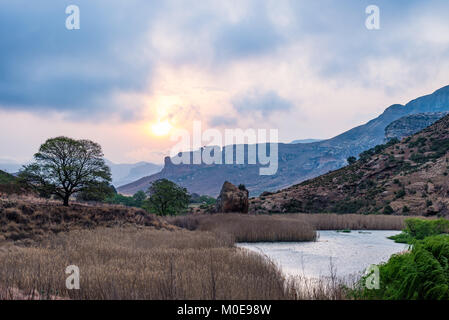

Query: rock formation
[385,112,449,142]
[216,181,249,213]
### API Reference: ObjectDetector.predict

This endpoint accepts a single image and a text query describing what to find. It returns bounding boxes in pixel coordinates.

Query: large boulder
[216,181,249,213]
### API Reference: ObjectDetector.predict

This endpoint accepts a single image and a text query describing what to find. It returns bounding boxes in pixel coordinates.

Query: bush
[347,156,357,165]
[395,189,406,199]
[355,235,449,300]
[106,192,146,208]
[383,205,394,215]
[389,218,449,243]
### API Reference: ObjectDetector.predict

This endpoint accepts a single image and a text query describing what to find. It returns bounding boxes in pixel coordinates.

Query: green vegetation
[347,156,357,165]
[145,179,190,216]
[0,170,23,194]
[359,138,400,162]
[76,182,116,202]
[389,218,449,244]
[356,235,449,300]
[189,193,216,205]
[0,170,15,184]
[355,218,449,300]
[106,191,147,208]
[331,199,369,214]
[383,205,394,215]
[89,182,211,216]
[19,137,111,206]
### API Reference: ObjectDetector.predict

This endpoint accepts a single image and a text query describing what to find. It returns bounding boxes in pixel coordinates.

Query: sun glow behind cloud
[150,120,173,137]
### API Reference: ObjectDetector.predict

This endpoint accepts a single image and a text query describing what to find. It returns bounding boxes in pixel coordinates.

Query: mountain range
[0,159,23,174]
[104,160,162,187]
[250,113,449,215]
[118,86,449,197]
[290,139,323,144]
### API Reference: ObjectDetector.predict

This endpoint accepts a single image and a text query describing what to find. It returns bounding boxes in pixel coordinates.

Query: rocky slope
[385,112,449,141]
[119,85,449,197]
[250,114,449,216]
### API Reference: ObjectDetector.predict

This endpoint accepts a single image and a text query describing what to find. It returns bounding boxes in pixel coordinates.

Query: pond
[237,230,409,279]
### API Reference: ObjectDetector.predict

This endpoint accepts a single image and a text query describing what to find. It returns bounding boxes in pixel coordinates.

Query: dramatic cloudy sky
[1,0,449,164]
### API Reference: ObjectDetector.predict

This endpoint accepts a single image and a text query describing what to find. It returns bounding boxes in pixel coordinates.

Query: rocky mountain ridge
[250,114,449,216]
[385,112,449,142]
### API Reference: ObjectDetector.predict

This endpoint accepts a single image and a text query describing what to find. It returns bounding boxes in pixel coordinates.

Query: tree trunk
[63,194,70,206]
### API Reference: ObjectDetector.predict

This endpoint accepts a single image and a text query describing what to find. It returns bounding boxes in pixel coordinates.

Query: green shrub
[395,189,406,199]
[390,218,449,243]
[383,205,394,215]
[355,235,449,300]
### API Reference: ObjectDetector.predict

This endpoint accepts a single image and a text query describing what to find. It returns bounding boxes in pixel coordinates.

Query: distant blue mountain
[0,159,24,174]
[105,160,163,187]
[290,139,323,144]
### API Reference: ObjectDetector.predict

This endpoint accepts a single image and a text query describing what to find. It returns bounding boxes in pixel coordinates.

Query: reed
[0,227,285,300]
[168,214,317,242]
[0,226,354,300]
[168,213,409,243]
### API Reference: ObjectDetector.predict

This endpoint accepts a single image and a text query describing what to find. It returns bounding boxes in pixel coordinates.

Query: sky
[1,0,449,164]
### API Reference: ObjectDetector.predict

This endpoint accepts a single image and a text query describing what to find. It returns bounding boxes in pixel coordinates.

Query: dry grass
[0,227,294,300]
[287,213,407,231]
[0,226,353,300]
[168,214,318,242]
[168,213,409,244]
[0,196,410,300]
[0,195,173,243]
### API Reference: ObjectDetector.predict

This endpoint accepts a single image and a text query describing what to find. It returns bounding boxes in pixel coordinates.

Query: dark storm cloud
[1,0,449,120]
[0,0,160,118]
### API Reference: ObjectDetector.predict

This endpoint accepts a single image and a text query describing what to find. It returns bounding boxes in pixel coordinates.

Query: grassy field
[0,195,420,300]
[0,195,173,243]
[0,226,357,300]
[0,227,293,299]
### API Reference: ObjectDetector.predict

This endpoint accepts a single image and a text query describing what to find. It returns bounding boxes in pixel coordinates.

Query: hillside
[0,170,21,194]
[0,170,14,184]
[385,112,448,141]
[290,139,323,144]
[250,114,449,216]
[118,86,449,197]
[0,196,174,242]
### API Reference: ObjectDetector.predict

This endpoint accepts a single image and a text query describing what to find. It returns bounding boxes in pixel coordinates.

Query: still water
[237,230,409,279]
